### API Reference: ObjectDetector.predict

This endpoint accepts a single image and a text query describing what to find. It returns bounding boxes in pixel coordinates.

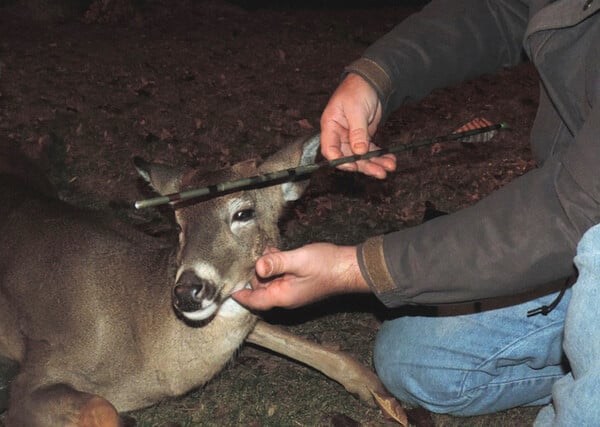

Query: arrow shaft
[135,122,507,209]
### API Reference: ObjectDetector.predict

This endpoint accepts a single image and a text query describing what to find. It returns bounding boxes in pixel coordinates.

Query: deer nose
[173,270,215,312]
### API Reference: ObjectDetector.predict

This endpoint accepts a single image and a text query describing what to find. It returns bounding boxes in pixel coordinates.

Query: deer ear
[259,133,320,201]
[133,157,183,196]
[232,159,259,176]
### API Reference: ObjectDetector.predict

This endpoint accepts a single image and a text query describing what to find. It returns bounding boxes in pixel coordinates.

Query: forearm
[347,0,530,115]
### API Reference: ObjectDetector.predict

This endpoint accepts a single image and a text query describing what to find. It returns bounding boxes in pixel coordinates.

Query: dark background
[0,1,540,425]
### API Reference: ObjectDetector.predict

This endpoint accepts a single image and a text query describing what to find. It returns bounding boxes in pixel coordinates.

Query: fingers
[233,274,300,311]
[232,287,276,311]
[321,125,394,178]
[345,107,371,156]
[371,153,397,171]
[320,103,371,158]
[355,152,396,179]
[255,245,312,279]
[234,246,314,310]
[255,248,286,278]
[320,74,395,178]
[320,74,376,158]
[320,125,358,172]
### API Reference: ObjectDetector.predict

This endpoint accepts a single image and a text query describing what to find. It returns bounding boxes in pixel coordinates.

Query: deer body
[1,160,259,422]
[0,137,402,427]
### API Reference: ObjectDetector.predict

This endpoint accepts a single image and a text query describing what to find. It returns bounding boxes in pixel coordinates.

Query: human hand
[320,73,396,179]
[232,244,370,311]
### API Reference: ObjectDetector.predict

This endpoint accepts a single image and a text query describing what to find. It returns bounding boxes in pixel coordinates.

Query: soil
[0,1,541,426]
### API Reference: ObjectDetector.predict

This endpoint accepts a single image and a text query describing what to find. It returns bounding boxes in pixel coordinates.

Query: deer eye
[232,209,255,223]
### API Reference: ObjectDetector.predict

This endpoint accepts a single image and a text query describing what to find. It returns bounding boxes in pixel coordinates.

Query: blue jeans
[534,223,600,426]
[374,223,600,424]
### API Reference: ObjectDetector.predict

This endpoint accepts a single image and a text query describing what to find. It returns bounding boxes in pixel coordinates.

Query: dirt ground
[1,1,542,426]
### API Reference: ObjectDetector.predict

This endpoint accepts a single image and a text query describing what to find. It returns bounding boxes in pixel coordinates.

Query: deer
[0,136,405,427]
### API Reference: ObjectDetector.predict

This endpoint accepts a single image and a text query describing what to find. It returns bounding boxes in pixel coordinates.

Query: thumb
[346,108,371,155]
[256,250,287,278]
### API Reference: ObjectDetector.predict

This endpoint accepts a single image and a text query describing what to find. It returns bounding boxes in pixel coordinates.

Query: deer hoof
[77,396,120,427]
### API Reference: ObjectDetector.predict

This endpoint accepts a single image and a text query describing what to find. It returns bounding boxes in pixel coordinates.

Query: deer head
[135,134,320,324]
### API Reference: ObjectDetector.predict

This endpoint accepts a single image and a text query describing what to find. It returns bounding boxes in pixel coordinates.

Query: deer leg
[246,321,407,424]
[6,376,121,427]
[247,320,387,405]
[246,321,408,425]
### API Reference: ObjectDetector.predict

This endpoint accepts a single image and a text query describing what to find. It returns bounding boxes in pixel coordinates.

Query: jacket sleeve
[357,103,600,307]
[346,0,530,116]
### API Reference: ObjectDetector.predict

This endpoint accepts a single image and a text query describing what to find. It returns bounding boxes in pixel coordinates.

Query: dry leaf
[297,118,313,129]
[160,128,173,141]
[369,387,408,426]
[430,142,442,155]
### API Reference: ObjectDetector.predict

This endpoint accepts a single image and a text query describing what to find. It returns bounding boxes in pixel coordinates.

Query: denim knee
[373,317,474,415]
[373,306,566,416]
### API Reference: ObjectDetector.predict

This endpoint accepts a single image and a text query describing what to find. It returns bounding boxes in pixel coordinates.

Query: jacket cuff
[344,58,394,111]
[357,235,397,297]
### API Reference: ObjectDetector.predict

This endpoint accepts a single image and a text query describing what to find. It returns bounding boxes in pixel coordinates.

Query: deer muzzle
[172,270,220,322]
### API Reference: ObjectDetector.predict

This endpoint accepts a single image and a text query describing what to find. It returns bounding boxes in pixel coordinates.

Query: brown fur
[0,136,398,426]
[0,137,315,426]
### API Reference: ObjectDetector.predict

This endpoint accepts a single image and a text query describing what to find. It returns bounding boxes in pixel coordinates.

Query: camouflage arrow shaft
[134,122,508,209]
